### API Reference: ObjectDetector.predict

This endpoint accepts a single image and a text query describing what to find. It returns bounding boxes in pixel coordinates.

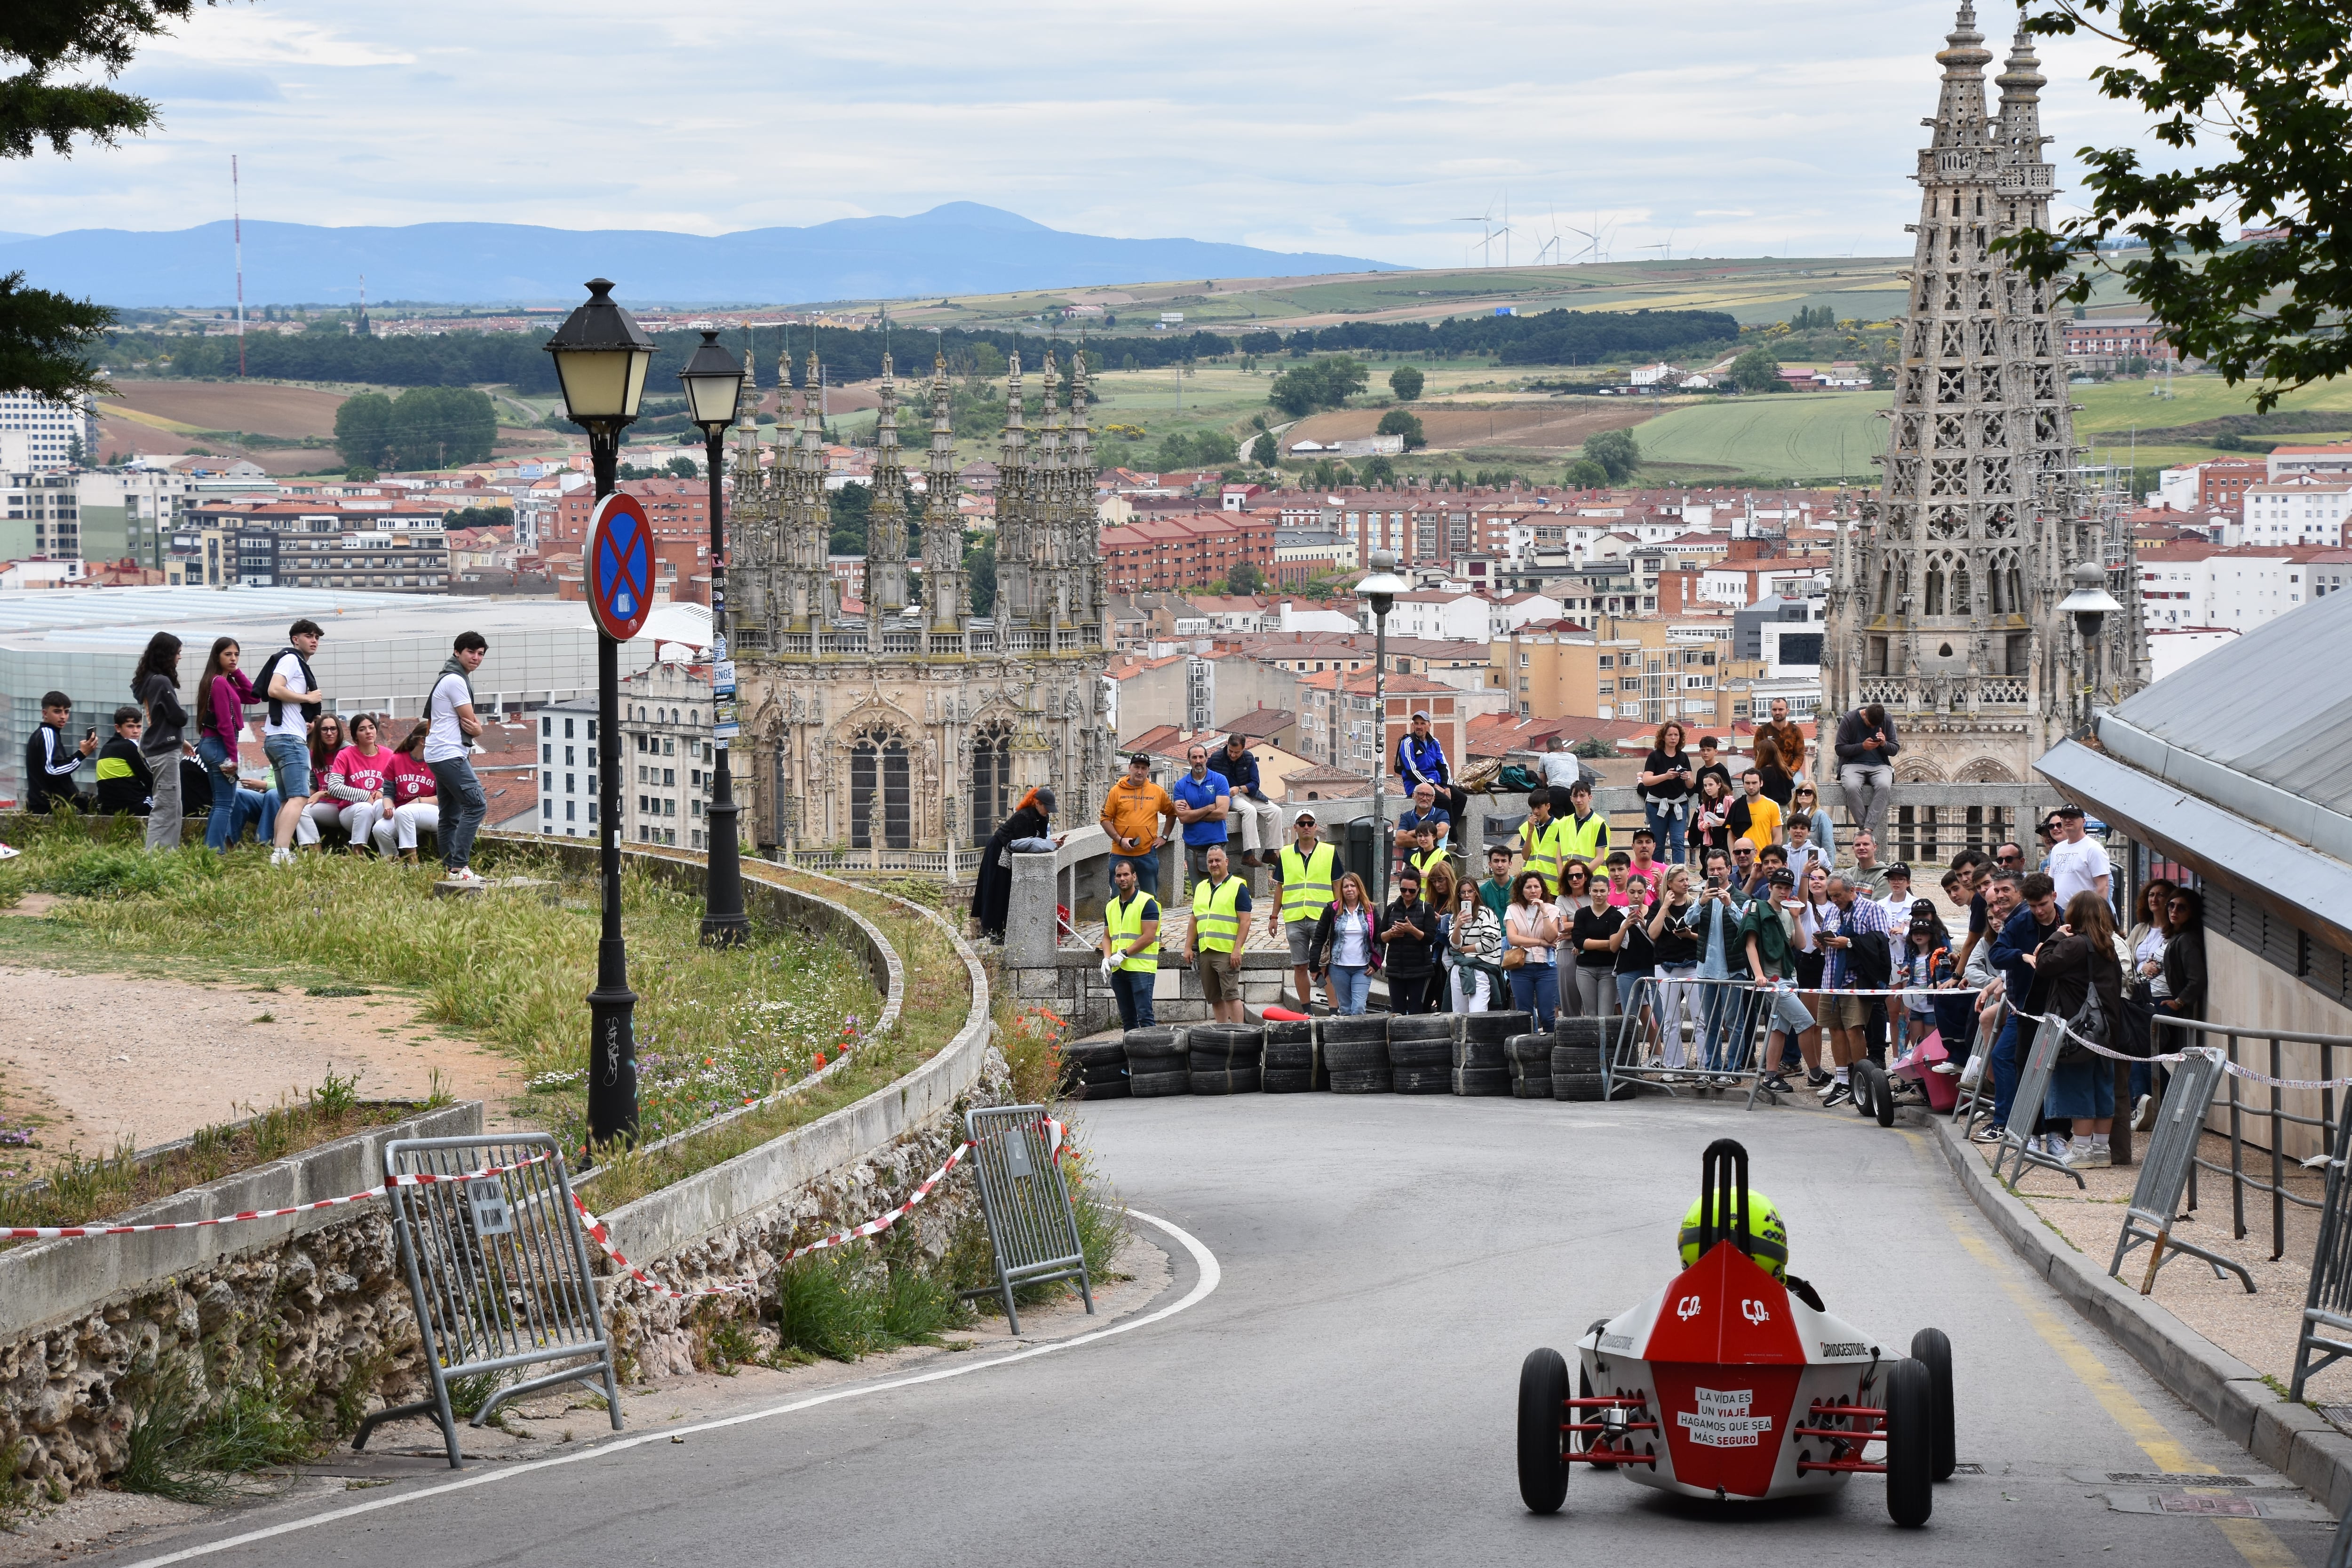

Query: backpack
[251,647,320,727]
[2057,959,2111,1067]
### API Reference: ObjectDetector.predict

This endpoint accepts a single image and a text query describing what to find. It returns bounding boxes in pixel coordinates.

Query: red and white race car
[1517,1138,1955,1527]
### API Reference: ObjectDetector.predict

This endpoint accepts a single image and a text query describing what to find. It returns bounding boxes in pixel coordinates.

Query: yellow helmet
[1678,1190,1788,1280]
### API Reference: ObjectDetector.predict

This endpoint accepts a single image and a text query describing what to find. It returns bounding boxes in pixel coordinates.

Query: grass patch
[0,1072,404,1247]
[116,1365,319,1504]
[0,819,882,1157]
[772,1249,971,1362]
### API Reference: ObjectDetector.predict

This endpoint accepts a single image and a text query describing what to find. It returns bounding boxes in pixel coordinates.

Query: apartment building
[534,697,601,839]
[2270,442,2352,484]
[2241,481,2352,547]
[0,392,97,472]
[0,471,79,559]
[621,661,742,852]
[1097,512,1276,594]
[2060,317,2177,370]
[2136,542,2352,631]
[76,468,196,566]
[1494,618,1763,729]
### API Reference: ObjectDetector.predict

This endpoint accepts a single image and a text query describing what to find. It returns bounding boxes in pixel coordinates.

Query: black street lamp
[678,326,749,946]
[1356,549,1406,911]
[545,278,655,1151]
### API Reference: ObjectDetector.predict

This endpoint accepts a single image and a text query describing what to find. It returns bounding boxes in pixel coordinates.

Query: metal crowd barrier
[355,1134,622,1468]
[2107,1047,2251,1297]
[2292,1091,2352,1401]
[1602,975,1777,1105]
[965,1105,1094,1336]
[1988,1019,2085,1193]
[2158,1015,2352,1263]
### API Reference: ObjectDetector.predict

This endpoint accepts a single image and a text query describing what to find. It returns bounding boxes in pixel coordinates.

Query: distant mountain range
[0,203,1404,309]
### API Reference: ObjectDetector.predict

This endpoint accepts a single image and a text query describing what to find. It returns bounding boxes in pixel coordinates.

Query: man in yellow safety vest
[1271,810,1337,1012]
[1559,780,1609,865]
[1517,786,1577,897]
[1099,854,1162,1030]
[1186,843,1255,1024]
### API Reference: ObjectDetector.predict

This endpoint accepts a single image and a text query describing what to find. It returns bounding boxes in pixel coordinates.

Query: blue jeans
[428,756,486,871]
[1644,801,1687,864]
[198,736,241,850]
[1931,995,1976,1064]
[1698,980,1744,1072]
[1110,852,1160,895]
[1110,968,1155,1030]
[1510,963,1559,1031]
[1989,1016,2024,1127]
[1614,971,1650,1014]
[1330,963,1371,1015]
[231,788,274,844]
[263,733,311,799]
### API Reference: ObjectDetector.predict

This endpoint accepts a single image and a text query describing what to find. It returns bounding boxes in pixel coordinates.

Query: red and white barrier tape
[568,1117,1066,1303]
[2010,1010,2352,1090]
[0,1152,555,1241]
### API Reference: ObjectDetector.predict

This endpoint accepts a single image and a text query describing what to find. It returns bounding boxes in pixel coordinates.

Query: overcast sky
[12,0,2159,269]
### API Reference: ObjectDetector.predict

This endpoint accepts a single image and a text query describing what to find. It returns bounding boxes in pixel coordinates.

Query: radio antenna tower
[233,155,246,376]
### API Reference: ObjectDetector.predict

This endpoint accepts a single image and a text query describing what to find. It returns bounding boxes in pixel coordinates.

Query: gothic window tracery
[1897,415,1923,453]
[1940,321,1966,359]
[1937,368,1967,405]
[1979,454,2012,493]
[2032,366,2057,401]
[847,721,912,850]
[1934,415,1966,451]
[1983,503,2017,539]
[1974,273,1995,310]
[969,719,1014,844]
[1929,459,1965,496]
[1928,505,1967,539]
[1975,319,2000,357]
[1903,367,1928,404]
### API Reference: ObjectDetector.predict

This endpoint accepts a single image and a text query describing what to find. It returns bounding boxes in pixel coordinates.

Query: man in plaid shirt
[1813,873,1896,1108]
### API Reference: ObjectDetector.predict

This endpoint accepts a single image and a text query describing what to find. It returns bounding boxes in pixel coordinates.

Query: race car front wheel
[1517,1347,1571,1514]
[1883,1357,1935,1528]
[1911,1327,1956,1481]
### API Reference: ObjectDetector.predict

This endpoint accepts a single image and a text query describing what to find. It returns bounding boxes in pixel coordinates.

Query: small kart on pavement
[1517,1138,1955,1527]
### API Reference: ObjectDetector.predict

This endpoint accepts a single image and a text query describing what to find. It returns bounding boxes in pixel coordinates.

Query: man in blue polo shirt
[1169,743,1231,882]
[1391,780,1452,859]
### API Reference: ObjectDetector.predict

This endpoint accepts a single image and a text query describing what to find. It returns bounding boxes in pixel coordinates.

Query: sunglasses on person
[1996,851,2023,864]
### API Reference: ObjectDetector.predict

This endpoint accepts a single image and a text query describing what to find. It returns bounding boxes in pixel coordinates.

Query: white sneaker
[446,867,485,886]
[2134,1095,2156,1131]
[2043,1137,2073,1165]
[270,846,292,867]
[1931,1060,1960,1075]
[2074,1144,2113,1169]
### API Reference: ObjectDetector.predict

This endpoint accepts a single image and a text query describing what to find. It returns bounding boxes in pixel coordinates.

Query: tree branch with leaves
[2001,0,2352,409]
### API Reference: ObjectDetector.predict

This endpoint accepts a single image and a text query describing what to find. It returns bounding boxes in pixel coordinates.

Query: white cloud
[16,0,2177,275]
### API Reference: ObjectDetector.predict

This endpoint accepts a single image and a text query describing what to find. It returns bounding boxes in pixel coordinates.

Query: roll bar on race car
[1697,1138,1754,1267]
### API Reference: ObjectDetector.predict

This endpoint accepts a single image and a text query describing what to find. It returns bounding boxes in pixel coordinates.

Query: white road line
[114,1209,1220,1568]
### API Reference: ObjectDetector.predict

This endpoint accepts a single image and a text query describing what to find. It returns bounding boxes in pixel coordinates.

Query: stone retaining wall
[0,845,997,1504]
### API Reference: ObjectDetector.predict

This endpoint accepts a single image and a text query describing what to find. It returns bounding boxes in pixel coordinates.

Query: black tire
[1553,1017,1609,1051]
[1124,1025,1178,1055]
[1550,1044,1602,1079]
[1466,1010,1529,1043]
[1263,1038,1316,1071]
[1263,1019,1313,1043]
[1387,1015,1454,1043]
[1328,1068,1392,1094]
[1884,1357,1934,1528]
[1870,1062,1898,1127]
[1911,1328,1955,1482]
[1192,1068,1263,1096]
[1062,1078,1130,1101]
[1125,1037,1187,1071]
[1065,1038,1129,1067]
[1517,1348,1572,1514]
[1554,1072,1606,1102]
[1190,1025,1264,1062]
[1453,1067,1511,1097]
[1388,1037,1451,1069]
[1320,1016,1388,1046]
[1393,1066,1451,1094]
[1130,1070,1192,1098]
[1505,1033,1554,1067]
[1262,1068,1318,1094]
[1323,1038,1389,1074]
[1453,1034,1507,1071]
[1511,1079,1556,1099]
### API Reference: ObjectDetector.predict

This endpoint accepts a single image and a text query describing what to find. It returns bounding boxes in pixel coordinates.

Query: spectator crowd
[18,619,494,885]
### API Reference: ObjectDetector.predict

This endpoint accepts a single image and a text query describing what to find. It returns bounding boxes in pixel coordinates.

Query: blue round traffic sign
[586,493,653,641]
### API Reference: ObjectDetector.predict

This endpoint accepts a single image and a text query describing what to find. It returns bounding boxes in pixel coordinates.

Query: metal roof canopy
[2038,738,2352,958]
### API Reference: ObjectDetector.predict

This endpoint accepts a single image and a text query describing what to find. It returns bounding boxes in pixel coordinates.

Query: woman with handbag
[2025,891,2126,1168]
[1503,869,1562,1029]
[1311,873,1379,1017]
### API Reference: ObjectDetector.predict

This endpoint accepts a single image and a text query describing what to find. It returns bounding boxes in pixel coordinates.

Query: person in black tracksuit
[24,690,95,812]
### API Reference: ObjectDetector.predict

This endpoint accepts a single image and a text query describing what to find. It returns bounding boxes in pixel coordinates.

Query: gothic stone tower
[728,349,1113,859]
[1824,5,2143,784]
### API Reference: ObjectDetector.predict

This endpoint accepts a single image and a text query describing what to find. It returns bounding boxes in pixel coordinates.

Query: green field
[1629,392,1890,482]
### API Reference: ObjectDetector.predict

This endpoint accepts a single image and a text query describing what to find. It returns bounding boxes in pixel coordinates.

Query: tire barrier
[1189,1025,1265,1096]
[1507,1033,1554,1098]
[1454,1011,1525,1097]
[1387,1017,1454,1096]
[1552,1016,1608,1102]
[1123,1025,1191,1098]
[1060,1037,1131,1101]
[1262,1019,1319,1094]
[1320,1015,1392,1094]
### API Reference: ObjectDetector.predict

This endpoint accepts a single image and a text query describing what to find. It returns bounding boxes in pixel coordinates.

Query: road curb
[1931,1112,2352,1514]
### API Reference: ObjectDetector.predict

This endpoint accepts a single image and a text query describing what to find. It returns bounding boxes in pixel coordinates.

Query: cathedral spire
[922,350,967,635]
[866,350,909,619]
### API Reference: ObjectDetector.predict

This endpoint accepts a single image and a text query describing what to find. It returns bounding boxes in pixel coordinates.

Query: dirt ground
[1284,400,1652,453]
[102,382,350,439]
[0,958,528,1162]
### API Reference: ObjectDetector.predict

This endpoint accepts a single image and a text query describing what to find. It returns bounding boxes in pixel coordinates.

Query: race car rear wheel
[1911,1327,1956,1481]
[1517,1347,1571,1514]
[1883,1357,1934,1528]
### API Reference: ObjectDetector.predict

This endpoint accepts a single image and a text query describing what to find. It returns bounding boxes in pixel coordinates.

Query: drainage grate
[2155,1495,2259,1516]
[2104,1472,2256,1486]
[2318,1404,2352,1436]
[1951,1462,1985,1475]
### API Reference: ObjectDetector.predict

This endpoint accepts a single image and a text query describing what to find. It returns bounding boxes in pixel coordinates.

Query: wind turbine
[1641,227,1680,263]
[1455,201,1499,266]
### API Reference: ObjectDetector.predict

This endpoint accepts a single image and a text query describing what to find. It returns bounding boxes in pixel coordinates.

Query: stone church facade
[724,350,1115,853]
[1824,5,2147,784]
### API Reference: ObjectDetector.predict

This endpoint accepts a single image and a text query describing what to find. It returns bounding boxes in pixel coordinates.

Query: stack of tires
[1506,1032,1553,1098]
[1060,1037,1130,1100]
[1262,1019,1319,1093]
[1551,1017,1608,1102]
[1124,1027,1190,1097]
[1189,1026,1264,1095]
[1322,1016,1391,1093]
[1387,1017,1454,1095]
[1455,1011,1525,1097]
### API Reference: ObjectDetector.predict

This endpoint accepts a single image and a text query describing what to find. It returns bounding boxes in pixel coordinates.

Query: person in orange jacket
[1099,751,1180,894]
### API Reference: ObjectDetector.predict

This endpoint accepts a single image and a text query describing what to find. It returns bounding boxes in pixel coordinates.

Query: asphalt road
[100,1094,2337,1568]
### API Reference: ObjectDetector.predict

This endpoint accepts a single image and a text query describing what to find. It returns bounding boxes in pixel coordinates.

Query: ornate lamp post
[678,327,749,945]
[1356,548,1406,910]
[544,279,654,1150]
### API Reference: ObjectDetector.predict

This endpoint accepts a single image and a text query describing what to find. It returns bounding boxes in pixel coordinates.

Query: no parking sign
[584,493,653,641]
